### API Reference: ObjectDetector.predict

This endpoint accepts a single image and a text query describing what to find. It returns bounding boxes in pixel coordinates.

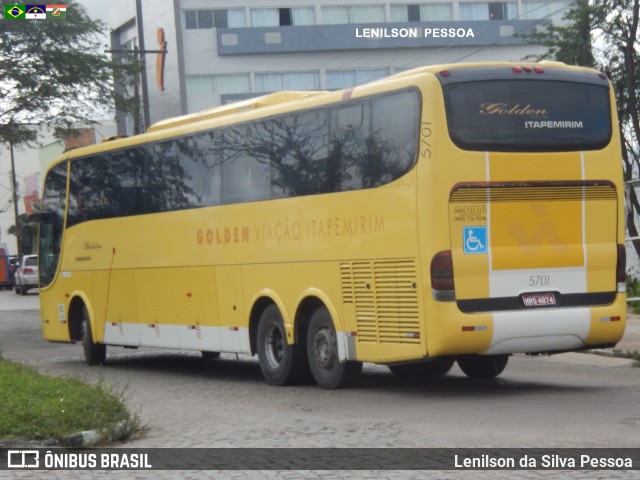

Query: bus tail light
[617,244,626,292]
[431,250,455,301]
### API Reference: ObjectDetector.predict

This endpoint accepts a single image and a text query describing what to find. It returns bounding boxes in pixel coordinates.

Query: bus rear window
[443,80,612,152]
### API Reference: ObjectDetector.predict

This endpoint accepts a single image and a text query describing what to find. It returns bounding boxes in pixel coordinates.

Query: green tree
[0,1,138,145]
[8,213,37,255]
[526,0,595,68]
[1,2,138,256]
[529,0,640,258]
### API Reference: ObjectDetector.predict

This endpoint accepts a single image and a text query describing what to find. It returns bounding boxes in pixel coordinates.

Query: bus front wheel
[256,304,306,386]
[81,307,106,366]
[457,354,509,379]
[306,306,361,389]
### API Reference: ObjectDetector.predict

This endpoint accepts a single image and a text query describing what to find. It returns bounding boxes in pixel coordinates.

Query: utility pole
[9,142,21,258]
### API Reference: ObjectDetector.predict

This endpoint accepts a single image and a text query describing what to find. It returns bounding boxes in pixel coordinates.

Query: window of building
[489,2,518,19]
[251,7,315,26]
[390,4,453,22]
[459,2,517,20]
[459,3,490,20]
[255,71,320,92]
[322,5,385,24]
[326,68,390,90]
[291,7,315,25]
[186,74,251,96]
[184,9,245,29]
[251,8,279,27]
[522,1,570,21]
[421,3,453,20]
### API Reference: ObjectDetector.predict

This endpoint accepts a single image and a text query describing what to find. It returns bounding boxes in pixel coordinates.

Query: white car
[15,255,39,295]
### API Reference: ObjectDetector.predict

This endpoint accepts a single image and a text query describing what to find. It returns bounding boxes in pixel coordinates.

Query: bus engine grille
[341,259,420,344]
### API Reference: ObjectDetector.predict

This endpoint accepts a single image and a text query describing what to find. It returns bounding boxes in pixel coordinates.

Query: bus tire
[307,306,362,389]
[256,304,306,386]
[388,358,454,378]
[457,354,509,379]
[82,307,106,366]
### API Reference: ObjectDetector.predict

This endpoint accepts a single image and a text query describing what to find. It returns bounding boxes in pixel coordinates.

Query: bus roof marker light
[512,66,522,73]
[534,67,544,74]
[599,73,608,80]
[440,70,450,77]
[523,66,533,73]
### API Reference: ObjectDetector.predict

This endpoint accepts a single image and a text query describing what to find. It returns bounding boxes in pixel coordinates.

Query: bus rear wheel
[388,358,454,378]
[256,304,306,386]
[307,306,361,389]
[81,307,106,366]
[457,354,509,379]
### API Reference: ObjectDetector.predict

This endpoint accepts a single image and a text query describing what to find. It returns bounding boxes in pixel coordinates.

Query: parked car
[15,255,39,295]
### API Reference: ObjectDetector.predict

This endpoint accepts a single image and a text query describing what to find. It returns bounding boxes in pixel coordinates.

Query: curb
[62,429,103,448]
[0,420,136,449]
[587,349,638,360]
[62,420,136,447]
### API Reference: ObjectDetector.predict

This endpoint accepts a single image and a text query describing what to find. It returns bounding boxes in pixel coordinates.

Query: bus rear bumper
[426,294,626,357]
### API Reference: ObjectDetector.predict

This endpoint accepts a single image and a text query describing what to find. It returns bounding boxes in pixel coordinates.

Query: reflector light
[617,244,626,283]
[431,250,455,291]
[462,326,475,332]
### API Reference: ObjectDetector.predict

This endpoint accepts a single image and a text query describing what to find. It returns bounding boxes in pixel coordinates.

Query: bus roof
[146,91,328,133]
[52,61,602,166]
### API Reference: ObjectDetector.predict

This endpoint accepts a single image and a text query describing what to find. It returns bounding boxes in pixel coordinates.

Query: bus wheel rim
[313,327,335,370]
[265,323,284,368]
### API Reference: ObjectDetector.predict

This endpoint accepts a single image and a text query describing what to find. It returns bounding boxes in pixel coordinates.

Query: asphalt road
[1,290,639,479]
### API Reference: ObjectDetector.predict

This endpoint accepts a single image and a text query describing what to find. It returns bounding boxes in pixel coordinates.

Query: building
[0,124,116,255]
[109,0,572,135]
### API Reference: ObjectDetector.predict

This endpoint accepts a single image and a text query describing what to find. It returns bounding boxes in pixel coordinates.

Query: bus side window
[331,102,370,191]
[337,104,363,131]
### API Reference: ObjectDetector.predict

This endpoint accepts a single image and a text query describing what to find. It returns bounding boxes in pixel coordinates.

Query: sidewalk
[617,311,640,354]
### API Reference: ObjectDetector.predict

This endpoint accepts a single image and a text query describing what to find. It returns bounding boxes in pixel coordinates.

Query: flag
[46,4,66,20]
[4,4,26,19]
[25,4,46,19]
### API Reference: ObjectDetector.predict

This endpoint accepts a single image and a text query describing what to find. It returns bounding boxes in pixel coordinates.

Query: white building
[109,0,572,134]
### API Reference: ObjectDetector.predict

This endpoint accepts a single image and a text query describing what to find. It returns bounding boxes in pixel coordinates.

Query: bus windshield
[443,80,612,152]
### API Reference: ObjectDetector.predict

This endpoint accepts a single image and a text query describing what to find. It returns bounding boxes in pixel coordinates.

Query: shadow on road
[55,349,608,399]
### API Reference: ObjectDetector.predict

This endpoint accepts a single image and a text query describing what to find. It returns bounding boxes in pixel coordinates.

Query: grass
[631,351,640,368]
[627,277,640,314]
[0,356,138,443]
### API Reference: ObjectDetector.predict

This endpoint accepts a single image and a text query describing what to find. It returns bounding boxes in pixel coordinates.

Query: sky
[79,0,111,23]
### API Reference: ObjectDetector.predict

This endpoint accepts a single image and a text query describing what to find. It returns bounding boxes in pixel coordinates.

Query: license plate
[522,292,556,307]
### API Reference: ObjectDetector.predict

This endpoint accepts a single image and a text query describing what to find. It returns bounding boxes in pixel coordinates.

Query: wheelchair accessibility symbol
[463,226,488,254]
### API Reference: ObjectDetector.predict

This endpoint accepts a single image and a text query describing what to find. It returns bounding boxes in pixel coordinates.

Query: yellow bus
[38,62,626,389]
